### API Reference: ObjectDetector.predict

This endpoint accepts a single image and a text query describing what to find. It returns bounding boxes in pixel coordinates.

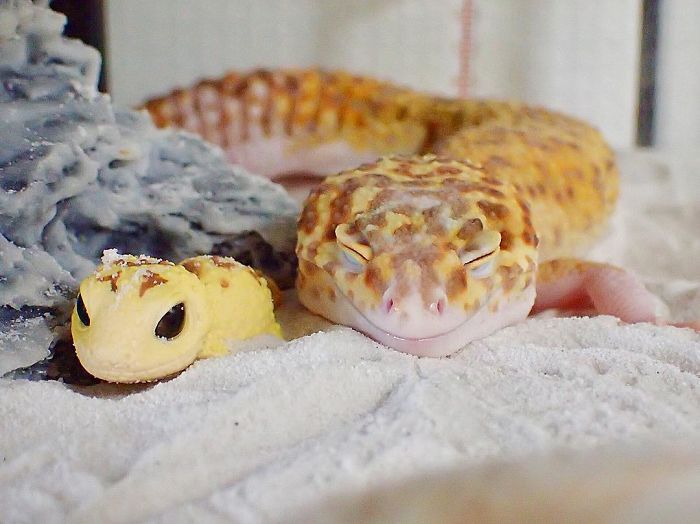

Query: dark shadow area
[637,0,659,146]
[51,0,107,91]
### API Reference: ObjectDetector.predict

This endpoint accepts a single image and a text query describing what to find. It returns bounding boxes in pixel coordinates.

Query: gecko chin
[353,289,536,357]
[298,276,536,357]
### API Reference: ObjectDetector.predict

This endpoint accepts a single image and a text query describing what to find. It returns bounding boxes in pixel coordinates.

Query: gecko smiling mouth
[350,289,494,340]
[347,287,535,357]
[328,284,534,358]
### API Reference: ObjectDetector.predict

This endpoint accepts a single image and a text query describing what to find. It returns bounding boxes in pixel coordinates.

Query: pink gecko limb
[532,259,698,330]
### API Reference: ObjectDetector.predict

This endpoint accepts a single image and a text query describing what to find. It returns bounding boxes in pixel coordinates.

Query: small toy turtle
[71,250,282,383]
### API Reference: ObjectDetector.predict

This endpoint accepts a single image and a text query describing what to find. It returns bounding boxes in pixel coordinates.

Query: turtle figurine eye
[155,302,186,340]
[76,293,90,326]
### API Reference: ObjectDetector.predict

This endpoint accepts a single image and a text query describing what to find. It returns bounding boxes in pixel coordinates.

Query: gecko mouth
[333,286,535,358]
[365,318,472,343]
[337,290,493,356]
[297,263,535,357]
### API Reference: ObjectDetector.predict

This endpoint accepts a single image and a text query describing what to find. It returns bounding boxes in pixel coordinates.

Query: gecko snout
[382,295,447,316]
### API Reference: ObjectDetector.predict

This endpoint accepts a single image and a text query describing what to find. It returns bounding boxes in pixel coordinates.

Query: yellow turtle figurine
[71,250,282,383]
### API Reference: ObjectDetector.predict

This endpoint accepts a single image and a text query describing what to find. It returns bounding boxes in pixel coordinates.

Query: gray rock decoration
[0,0,299,379]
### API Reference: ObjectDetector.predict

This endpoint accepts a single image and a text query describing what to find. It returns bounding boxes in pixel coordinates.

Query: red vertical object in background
[458,0,474,97]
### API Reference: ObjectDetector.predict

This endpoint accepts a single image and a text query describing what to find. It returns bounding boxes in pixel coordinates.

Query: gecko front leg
[532,259,699,329]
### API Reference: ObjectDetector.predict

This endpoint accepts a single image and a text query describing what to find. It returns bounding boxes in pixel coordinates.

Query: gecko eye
[468,257,496,279]
[76,294,90,326]
[339,244,369,271]
[155,303,186,340]
[459,230,500,278]
[336,223,372,271]
[459,230,501,264]
[461,249,499,279]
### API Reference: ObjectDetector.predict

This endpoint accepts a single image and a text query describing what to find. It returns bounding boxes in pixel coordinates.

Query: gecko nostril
[384,298,395,314]
[431,297,446,315]
[437,298,445,314]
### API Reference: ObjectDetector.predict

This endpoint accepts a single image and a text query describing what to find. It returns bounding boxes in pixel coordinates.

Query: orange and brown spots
[522,227,537,247]
[139,271,168,297]
[457,218,483,240]
[422,207,446,235]
[181,259,202,276]
[111,257,171,269]
[327,287,337,301]
[481,187,505,199]
[98,272,120,292]
[498,264,523,293]
[298,205,320,235]
[211,256,237,270]
[436,165,463,175]
[446,267,468,299]
[394,223,417,241]
[364,265,385,292]
[516,197,532,219]
[500,229,513,251]
[533,160,549,177]
[328,191,354,227]
[477,200,509,220]
[220,279,230,288]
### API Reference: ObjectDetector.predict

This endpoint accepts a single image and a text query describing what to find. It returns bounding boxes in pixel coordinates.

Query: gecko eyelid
[340,244,369,272]
[460,249,497,266]
[336,224,373,262]
[461,250,495,265]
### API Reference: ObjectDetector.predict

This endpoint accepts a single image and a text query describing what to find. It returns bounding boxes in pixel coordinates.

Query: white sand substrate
[0,151,699,522]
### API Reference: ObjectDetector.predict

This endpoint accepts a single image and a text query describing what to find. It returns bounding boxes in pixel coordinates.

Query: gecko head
[296,156,539,357]
[71,254,209,383]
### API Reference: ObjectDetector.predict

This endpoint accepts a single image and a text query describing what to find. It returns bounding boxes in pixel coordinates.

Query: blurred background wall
[90,0,696,150]
[655,0,700,148]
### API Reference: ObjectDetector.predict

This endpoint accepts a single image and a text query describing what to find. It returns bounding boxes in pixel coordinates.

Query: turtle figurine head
[72,252,281,383]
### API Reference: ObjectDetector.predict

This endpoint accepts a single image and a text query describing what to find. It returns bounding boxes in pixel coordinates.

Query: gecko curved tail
[144,68,617,259]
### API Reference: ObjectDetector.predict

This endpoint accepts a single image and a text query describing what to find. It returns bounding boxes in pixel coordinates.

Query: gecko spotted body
[146,69,689,356]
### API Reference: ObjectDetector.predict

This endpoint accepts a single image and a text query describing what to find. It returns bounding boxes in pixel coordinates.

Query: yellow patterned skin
[145,69,620,356]
[72,253,281,383]
[144,69,430,176]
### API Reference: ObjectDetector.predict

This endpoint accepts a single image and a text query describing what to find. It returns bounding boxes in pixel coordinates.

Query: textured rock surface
[0,0,298,373]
